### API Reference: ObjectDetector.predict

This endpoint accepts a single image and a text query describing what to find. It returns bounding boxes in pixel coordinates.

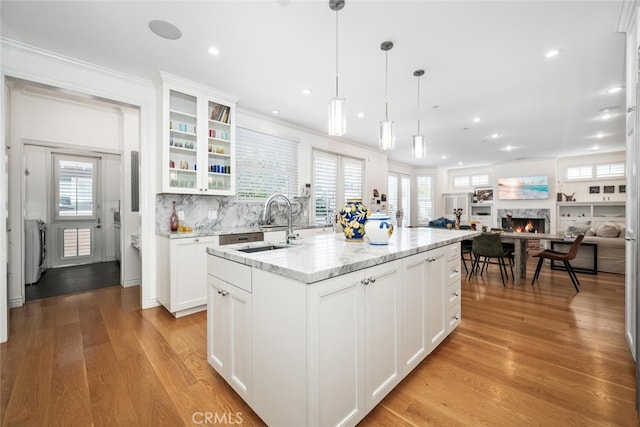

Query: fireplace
[497,209,551,234]
[502,217,545,233]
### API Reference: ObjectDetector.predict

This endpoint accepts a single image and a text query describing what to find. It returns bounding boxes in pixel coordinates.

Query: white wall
[1,39,155,336]
[557,152,626,203]
[442,154,626,231]
[9,87,140,303]
[23,144,47,220]
[121,109,141,286]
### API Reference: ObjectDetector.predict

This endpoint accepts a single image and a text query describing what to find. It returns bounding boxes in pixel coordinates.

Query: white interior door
[50,153,103,266]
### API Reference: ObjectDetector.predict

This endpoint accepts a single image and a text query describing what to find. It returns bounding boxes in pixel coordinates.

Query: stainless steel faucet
[261,194,297,244]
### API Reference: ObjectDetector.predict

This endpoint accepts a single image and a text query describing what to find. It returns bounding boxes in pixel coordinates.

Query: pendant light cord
[385,50,389,121]
[416,76,421,134]
[335,10,339,98]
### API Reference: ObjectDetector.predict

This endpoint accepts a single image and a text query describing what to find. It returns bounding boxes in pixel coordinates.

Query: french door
[50,154,103,266]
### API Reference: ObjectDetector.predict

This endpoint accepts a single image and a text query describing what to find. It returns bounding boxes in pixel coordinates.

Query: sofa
[564,221,625,274]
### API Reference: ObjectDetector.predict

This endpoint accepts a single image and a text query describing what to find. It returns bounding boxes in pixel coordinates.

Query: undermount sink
[236,244,291,253]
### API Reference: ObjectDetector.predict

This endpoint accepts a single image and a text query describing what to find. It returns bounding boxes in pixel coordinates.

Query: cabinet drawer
[446,305,461,332]
[447,281,461,307]
[447,258,461,284]
[208,256,252,293]
[447,243,461,261]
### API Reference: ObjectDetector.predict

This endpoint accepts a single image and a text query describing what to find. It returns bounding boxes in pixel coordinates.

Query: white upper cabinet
[158,72,238,195]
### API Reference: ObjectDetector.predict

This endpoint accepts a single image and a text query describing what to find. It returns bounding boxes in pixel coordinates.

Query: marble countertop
[206,227,480,284]
[157,224,330,239]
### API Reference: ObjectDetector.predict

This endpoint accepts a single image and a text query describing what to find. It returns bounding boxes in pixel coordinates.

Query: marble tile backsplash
[156,194,310,233]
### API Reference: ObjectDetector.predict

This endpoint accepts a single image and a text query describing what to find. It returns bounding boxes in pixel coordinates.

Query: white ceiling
[0,0,627,168]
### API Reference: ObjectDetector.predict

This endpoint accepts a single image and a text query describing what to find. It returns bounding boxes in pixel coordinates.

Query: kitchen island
[206,227,479,427]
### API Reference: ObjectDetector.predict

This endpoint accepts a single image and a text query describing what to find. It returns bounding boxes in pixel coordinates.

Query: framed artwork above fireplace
[498,176,549,200]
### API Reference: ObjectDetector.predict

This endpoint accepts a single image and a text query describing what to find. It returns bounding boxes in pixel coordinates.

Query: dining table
[498,232,568,285]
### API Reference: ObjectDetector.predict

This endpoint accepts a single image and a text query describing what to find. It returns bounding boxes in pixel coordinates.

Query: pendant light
[379,41,394,150]
[328,0,346,136]
[412,69,426,159]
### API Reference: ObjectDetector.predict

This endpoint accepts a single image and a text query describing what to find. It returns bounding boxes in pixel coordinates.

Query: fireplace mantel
[497,209,550,234]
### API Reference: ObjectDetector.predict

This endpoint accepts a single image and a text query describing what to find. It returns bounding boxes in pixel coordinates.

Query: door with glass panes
[50,154,103,266]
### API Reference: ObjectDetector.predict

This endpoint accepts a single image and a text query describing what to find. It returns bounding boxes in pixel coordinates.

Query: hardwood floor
[1,258,637,426]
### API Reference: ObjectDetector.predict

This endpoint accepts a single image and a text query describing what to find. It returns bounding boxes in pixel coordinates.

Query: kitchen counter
[157,223,328,239]
[207,227,479,283]
[206,226,478,427]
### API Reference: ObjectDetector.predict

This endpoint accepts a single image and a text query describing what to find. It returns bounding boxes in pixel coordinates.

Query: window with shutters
[53,154,99,260]
[56,158,95,218]
[236,127,298,200]
[596,163,625,178]
[566,166,593,180]
[565,163,625,181]
[453,176,470,188]
[388,172,411,227]
[387,175,398,227]
[454,174,488,188]
[471,174,490,187]
[416,175,434,225]
[312,150,364,226]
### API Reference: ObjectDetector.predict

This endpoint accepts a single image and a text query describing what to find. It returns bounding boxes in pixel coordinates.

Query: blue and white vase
[338,199,369,241]
[365,210,394,245]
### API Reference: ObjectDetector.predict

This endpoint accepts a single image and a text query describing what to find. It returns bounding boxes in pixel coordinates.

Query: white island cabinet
[206,228,477,427]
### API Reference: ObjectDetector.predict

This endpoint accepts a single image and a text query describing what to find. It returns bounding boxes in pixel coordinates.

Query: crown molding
[617,0,639,32]
[1,37,153,88]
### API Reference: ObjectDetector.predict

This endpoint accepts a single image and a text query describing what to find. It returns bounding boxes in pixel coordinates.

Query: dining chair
[530,234,585,292]
[460,239,473,274]
[468,233,513,286]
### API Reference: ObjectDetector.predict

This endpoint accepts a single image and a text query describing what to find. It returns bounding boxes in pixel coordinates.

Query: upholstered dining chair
[530,234,585,292]
[468,233,513,286]
[460,239,473,274]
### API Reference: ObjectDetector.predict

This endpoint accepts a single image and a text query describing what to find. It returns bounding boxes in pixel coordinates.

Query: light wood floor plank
[1,257,638,426]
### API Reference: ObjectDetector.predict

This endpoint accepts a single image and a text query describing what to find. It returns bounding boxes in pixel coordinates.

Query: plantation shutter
[236,127,298,199]
[416,175,434,225]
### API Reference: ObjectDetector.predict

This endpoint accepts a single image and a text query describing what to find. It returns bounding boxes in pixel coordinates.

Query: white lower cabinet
[207,273,252,403]
[207,241,462,427]
[427,244,462,351]
[157,235,219,317]
[307,261,401,426]
[400,253,429,372]
[401,243,462,371]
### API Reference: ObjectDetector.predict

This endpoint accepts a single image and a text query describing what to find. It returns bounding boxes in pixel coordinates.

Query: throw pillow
[596,222,620,238]
[586,228,596,236]
[566,221,591,234]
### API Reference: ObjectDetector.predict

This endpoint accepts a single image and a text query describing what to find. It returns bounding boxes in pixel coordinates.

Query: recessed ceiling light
[148,20,182,40]
[504,145,513,151]
[208,46,220,56]
[591,145,600,151]
[271,109,280,115]
[595,132,604,138]
[599,113,613,120]
[491,133,499,139]
[606,86,623,94]
[301,88,312,95]
[545,49,560,58]
[441,155,447,160]
[472,117,482,123]
[357,112,365,118]
[458,161,464,166]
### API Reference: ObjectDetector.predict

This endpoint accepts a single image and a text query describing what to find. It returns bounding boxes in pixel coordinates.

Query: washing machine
[25,219,46,285]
